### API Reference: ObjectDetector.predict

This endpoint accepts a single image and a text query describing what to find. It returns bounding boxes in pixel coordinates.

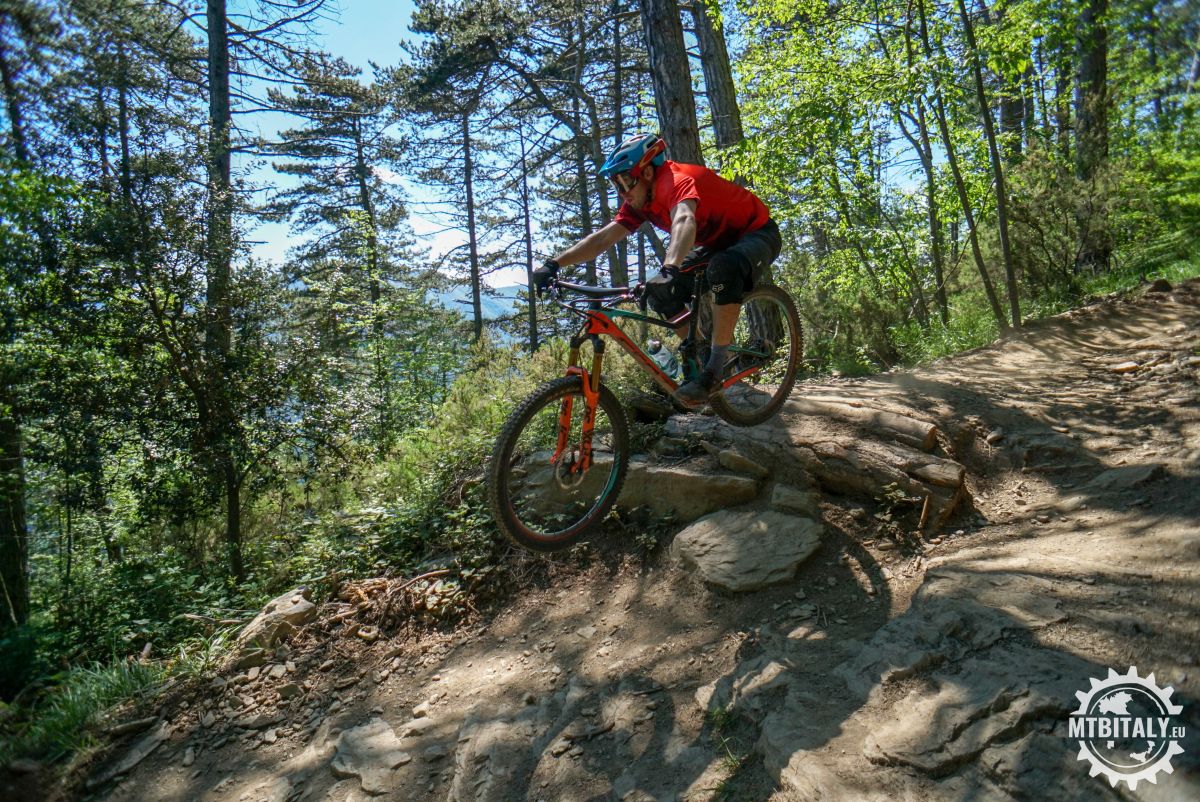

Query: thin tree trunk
[918,0,1009,332]
[519,131,538,352]
[0,29,29,162]
[96,86,112,191]
[461,109,483,340]
[958,0,1021,328]
[1033,42,1053,145]
[1074,0,1110,273]
[611,3,628,281]
[117,45,132,208]
[1055,56,1072,164]
[205,0,243,581]
[638,230,647,341]
[352,117,391,449]
[1144,3,1163,131]
[0,381,28,631]
[898,99,948,322]
[1022,64,1036,148]
[575,135,597,285]
[690,2,743,150]
[638,0,703,164]
[61,502,72,622]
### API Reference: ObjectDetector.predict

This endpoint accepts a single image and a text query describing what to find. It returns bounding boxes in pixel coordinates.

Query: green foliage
[0,660,166,765]
[891,292,1003,365]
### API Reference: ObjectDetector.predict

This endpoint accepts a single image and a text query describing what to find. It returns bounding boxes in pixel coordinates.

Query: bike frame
[546,274,766,475]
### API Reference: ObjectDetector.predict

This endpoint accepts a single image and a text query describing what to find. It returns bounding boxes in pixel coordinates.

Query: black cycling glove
[532,259,560,296]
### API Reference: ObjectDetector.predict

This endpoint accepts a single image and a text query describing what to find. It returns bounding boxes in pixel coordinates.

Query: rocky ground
[29,280,1200,801]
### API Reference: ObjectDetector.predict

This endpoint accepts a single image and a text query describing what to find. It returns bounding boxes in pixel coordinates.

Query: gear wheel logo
[1069,666,1186,790]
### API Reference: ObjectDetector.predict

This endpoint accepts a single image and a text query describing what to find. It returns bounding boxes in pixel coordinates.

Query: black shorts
[648,219,782,317]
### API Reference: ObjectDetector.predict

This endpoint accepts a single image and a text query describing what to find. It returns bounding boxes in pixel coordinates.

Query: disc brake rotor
[554,448,587,489]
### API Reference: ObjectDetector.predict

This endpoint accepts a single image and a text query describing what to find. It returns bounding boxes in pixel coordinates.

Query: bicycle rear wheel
[709,285,803,427]
[488,376,630,552]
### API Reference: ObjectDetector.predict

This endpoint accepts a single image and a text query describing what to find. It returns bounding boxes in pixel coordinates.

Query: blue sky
[247,0,473,272]
[320,0,417,71]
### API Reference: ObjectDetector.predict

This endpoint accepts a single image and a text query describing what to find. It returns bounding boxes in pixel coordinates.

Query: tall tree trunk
[569,2,622,286]
[519,131,538,352]
[638,0,703,164]
[690,2,743,150]
[205,0,243,581]
[352,118,391,449]
[0,28,29,162]
[1021,63,1036,148]
[1074,0,1110,273]
[0,380,28,632]
[117,45,132,208]
[918,0,1009,332]
[461,109,483,339]
[1055,56,1072,163]
[0,29,29,630]
[895,3,949,329]
[899,100,949,324]
[958,0,1021,328]
[574,126,597,285]
[611,3,628,281]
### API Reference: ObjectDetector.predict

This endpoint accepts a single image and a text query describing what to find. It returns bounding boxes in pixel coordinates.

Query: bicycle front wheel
[709,285,803,427]
[487,376,630,552]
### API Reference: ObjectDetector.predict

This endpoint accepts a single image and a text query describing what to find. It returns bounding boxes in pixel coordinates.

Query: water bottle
[647,339,679,378]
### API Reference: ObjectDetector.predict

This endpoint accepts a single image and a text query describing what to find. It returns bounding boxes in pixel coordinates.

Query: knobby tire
[709,284,804,427]
[488,376,630,552]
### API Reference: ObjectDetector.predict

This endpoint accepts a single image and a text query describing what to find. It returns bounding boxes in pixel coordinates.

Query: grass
[0,623,240,771]
[703,707,754,800]
[0,660,166,766]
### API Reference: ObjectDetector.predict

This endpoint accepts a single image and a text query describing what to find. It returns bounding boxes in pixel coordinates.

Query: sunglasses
[610,172,638,194]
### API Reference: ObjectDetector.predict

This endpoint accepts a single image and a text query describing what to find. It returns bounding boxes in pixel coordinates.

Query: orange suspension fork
[552,340,603,473]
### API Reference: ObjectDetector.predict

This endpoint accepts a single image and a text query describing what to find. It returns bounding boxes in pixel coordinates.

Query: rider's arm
[662,199,698,267]
[552,221,630,267]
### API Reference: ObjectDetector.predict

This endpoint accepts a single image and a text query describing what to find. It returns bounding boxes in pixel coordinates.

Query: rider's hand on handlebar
[533,258,559,297]
[632,282,648,309]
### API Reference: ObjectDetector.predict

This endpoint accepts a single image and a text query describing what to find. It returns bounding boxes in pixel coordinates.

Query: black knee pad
[706,250,752,305]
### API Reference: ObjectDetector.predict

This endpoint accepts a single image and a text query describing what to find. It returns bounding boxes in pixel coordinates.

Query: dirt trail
[90,281,1200,802]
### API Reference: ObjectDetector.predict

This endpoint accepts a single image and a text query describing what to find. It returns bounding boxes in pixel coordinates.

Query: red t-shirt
[614,161,770,250]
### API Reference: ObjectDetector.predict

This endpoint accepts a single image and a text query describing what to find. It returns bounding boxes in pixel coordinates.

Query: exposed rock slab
[448,704,535,802]
[717,449,769,479]
[671,510,822,591]
[330,718,413,795]
[770,483,821,516]
[667,416,968,528]
[88,720,170,788]
[523,455,759,523]
[1084,463,1165,492]
[863,656,1073,775]
[694,655,791,716]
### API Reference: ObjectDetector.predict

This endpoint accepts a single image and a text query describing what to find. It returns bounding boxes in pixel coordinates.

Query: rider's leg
[672,253,750,406]
[672,222,781,408]
[703,301,740,373]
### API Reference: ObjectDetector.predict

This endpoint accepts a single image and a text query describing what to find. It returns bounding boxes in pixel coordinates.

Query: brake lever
[632,282,648,312]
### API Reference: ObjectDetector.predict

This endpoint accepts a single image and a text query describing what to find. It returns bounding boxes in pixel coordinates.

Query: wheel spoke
[709,286,803,426]
[489,377,629,551]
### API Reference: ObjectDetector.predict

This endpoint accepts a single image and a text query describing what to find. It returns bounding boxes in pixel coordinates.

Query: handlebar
[545,277,645,309]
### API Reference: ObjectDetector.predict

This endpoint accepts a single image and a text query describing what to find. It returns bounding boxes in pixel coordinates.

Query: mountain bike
[487,264,802,552]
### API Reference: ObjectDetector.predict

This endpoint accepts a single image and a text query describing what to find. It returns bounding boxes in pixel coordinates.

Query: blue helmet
[598,134,667,178]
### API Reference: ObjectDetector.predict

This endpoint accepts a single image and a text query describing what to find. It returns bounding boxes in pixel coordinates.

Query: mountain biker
[532,133,782,408]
